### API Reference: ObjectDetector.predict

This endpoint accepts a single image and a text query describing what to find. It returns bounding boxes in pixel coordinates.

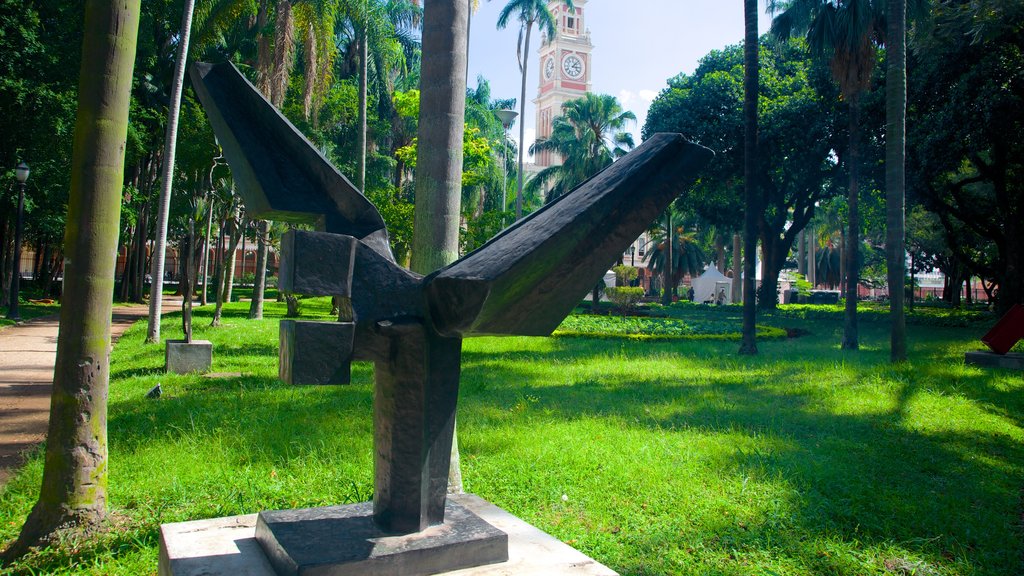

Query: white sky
[467,0,773,161]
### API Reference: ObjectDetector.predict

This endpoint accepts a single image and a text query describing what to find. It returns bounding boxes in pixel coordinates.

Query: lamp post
[7,161,29,320]
[494,109,517,225]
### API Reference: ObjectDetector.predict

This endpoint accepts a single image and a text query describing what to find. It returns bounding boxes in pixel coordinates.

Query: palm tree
[147,0,197,343]
[646,208,709,304]
[770,0,886,351]
[494,0,573,219]
[740,0,759,355]
[3,0,141,558]
[527,92,635,202]
[885,0,907,361]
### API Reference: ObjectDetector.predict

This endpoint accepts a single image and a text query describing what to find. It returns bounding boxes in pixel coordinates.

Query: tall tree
[770,0,886,350]
[495,0,572,219]
[147,0,197,343]
[908,0,1023,315]
[409,0,468,494]
[740,0,760,355]
[2,0,140,558]
[886,0,907,361]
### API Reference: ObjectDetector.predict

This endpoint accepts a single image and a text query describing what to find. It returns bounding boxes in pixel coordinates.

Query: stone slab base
[159,493,618,576]
[965,351,1024,371]
[165,340,212,374]
[256,499,506,575]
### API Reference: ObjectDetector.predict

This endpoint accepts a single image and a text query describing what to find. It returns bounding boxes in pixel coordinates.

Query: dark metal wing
[426,133,713,337]
[189,61,392,259]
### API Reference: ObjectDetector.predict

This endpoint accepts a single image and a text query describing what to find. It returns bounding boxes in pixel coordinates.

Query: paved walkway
[0,299,177,485]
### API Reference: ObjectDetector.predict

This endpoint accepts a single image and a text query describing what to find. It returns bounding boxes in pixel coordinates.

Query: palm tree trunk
[739,0,759,355]
[842,95,861,350]
[147,0,196,343]
[410,0,468,273]
[515,21,533,220]
[249,220,269,319]
[661,212,673,306]
[410,0,469,494]
[357,21,368,192]
[885,0,907,361]
[3,0,140,558]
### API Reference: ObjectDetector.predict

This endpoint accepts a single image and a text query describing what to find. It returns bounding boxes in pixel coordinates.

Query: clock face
[544,57,555,80]
[562,54,584,79]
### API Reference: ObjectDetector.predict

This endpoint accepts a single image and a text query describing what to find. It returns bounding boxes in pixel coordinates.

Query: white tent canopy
[691,265,734,304]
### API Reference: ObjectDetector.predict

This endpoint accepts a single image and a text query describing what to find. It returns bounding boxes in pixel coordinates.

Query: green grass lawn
[0,301,61,330]
[0,299,1021,575]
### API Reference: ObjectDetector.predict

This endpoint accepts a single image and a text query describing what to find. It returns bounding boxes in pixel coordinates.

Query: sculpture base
[255,499,507,575]
[965,351,1024,371]
[158,494,617,576]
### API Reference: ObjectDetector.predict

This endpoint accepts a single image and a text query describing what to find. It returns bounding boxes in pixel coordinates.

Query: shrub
[612,265,639,286]
[605,286,645,313]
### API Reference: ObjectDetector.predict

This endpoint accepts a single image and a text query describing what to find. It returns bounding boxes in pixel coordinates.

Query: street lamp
[7,161,29,320]
[494,109,518,226]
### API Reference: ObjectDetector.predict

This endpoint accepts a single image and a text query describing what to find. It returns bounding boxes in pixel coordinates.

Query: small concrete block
[158,494,618,576]
[158,514,276,576]
[256,499,507,576]
[965,351,1024,371]
[165,340,213,374]
[279,320,354,385]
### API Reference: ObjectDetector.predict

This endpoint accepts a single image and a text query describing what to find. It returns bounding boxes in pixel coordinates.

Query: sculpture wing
[426,134,713,337]
[190,61,392,258]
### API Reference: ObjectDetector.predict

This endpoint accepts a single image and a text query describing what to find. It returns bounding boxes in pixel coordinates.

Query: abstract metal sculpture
[190,62,712,540]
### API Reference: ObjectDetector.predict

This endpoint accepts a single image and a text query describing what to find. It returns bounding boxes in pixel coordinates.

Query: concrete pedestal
[965,351,1024,371]
[165,340,213,374]
[159,494,618,576]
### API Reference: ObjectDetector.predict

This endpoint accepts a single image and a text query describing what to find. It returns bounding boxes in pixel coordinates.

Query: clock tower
[534,0,592,167]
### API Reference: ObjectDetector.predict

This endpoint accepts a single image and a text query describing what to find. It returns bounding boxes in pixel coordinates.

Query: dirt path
[0,300,176,486]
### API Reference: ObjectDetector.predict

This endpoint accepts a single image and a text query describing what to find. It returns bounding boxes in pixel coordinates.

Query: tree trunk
[249,220,269,319]
[147,0,196,343]
[132,202,149,303]
[885,0,907,361]
[732,233,742,304]
[0,214,10,308]
[212,212,244,326]
[182,219,194,343]
[807,232,817,287]
[200,194,214,305]
[357,23,368,192]
[842,95,862,350]
[797,230,806,276]
[739,0,759,355]
[515,21,533,220]
[410,0,468,493]
[2,0,140,558]
[661,212,673,306]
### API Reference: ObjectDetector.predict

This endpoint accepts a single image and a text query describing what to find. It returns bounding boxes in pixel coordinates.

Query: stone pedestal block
[256,499,507,576]
[166,340,213,374]
[158,494,618,576]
